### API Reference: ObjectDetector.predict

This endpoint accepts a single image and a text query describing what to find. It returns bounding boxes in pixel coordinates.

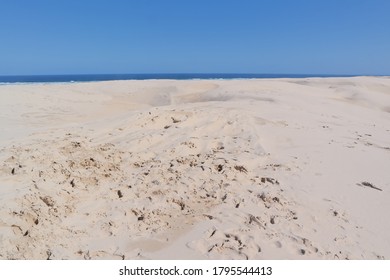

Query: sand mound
[1,77,389,259]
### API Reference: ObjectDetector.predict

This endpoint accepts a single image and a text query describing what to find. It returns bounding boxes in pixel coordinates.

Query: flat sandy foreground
[0,77,389,260]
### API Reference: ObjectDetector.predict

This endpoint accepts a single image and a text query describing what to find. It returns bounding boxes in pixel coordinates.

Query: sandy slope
[0,77,389,259]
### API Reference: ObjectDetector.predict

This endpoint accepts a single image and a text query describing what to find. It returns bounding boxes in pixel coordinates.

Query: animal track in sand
[0,110,271,259]
[0,106,377,259]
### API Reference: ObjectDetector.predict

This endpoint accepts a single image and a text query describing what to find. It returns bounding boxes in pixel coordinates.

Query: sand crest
[0,77,389,259]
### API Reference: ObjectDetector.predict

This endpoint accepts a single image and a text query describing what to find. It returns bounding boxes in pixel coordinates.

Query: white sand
[0,77,389,259]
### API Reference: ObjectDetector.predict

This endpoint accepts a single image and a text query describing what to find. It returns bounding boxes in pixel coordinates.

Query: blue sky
[0,0,389,75]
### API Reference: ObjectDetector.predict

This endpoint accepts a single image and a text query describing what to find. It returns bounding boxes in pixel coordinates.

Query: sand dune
[0,77,389,259]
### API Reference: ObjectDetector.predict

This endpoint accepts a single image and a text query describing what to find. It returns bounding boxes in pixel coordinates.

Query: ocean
[0,73,354,84]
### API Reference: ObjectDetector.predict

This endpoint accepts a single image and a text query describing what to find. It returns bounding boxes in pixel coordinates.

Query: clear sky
[0,0,389,75]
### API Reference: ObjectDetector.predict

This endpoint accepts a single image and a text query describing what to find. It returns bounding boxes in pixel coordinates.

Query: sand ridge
[0,77,389,259]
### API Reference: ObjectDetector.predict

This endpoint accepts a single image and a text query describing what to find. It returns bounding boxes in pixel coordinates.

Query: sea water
[0,73,354,84]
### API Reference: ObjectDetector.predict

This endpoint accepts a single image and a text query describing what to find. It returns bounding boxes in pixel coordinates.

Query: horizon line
[1,72,386,77]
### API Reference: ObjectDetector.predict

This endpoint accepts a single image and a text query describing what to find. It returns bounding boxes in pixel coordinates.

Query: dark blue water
[0,73,355,84]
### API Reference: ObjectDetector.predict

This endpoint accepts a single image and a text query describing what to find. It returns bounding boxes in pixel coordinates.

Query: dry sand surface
[0,77,389,260]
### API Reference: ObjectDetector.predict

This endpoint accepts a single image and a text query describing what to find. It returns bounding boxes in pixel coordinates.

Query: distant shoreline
[0,73,367,85]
